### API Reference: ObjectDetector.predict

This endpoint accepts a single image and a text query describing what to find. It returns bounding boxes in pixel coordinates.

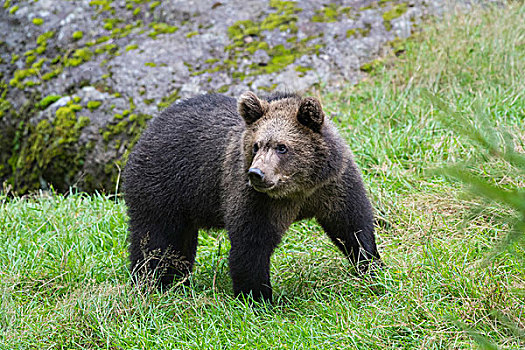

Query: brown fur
[124,91,381,303]
[240,93,333,199]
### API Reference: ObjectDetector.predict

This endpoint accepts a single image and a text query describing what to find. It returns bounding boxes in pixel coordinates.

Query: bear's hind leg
[129,219,198,288]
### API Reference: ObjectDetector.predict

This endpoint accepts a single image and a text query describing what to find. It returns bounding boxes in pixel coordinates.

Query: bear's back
[124,94,243,228]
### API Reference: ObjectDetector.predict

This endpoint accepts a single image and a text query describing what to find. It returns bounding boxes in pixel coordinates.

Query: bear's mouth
[249,182,276,193]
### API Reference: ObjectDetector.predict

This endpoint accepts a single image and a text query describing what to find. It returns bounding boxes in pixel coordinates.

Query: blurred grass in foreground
[422,89,525,348]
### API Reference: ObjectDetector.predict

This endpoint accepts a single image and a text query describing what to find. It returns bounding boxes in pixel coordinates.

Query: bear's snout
[247,167,275,191]
[248,168,265,182]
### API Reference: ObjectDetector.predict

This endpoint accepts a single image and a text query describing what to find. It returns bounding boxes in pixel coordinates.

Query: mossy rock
[9,101,90,193]
[383,3,408,31]
[0,0,429,194]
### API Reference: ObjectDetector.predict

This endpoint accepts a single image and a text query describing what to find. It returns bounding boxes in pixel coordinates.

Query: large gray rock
[0,0,445,193]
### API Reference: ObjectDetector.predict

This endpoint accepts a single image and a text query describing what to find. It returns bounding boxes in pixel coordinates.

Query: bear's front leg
[228,236,276,303]
[225,193,297,303]
[317,168,381,274]
[319,214,381,274]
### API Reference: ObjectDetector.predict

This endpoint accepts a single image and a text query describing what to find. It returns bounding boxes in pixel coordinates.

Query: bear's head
[238,91,342,199]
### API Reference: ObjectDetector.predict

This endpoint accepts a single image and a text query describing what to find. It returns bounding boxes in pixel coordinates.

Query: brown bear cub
[124,91,381,302]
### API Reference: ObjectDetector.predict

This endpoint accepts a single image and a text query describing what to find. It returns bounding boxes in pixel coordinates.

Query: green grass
[1,3,524,349]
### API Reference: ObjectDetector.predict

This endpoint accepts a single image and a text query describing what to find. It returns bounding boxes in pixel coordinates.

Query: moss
[9,5,19,14]
[77,116,90,127]
[36,95,62,109]
[186,31,199,38]
[346,29,357,38]
[294,65,311,76]
[231,71,246,80]
[9,68,39,89]
[89,0,112,13]
[35,46,45,55]
[87,100,102,111]
[263,13,298,33]
[133,7,141,16]
[72,31,84,40]
[95,36,110,44]
[183,61,194,72]
[383,3,408,21]
[144,62,156,67]
[228,1,301,41]
[102,120,128,141]
[217,1,323,79]
[383,3,408,31]
[0,98,10,119]
[37,31,54,45]
[258,44,295,74]
[75,47,93,61]
[125,44,139,51]
[360,58,383,74]
[0,81,11,119]
[94,47,104,55]
[148,22,178,39]
[25,55,36,65]
[42,68,62,81]
[312,4,351,23]
[21,31,55,70]
[11,54,19,64]
[103,18,123,31]
[11,99,90,193]
[157,90,180,109]
[269,0,299,13]
[389,37,406,55]
[228,20,254,40]
[217,85,229,93]
[32,18,44,26]
[51,55,61,64]
[259,83,278,92]
[114,139,122,150]
[357,23,372,37]
[31,58,46,70]
[125,113,150,142]
[360,4,378,11]
[150,1,160,9]
[65,48,93,67]
[94,43,117,55]
[97,97,152,186]
[111,20,140,39]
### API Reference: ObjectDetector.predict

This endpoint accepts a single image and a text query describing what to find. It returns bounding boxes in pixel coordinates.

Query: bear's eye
[276,144,288,154]
[253,143,259,154]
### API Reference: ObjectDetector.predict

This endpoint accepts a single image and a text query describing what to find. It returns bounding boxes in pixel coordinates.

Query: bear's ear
[297,97,324,132]
[238,91,268,125]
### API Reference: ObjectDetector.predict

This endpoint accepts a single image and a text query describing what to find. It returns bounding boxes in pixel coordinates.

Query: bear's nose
[247,168,265,183]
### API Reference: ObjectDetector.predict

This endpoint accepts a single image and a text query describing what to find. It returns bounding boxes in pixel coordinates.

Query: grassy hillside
[1,3,523,349]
